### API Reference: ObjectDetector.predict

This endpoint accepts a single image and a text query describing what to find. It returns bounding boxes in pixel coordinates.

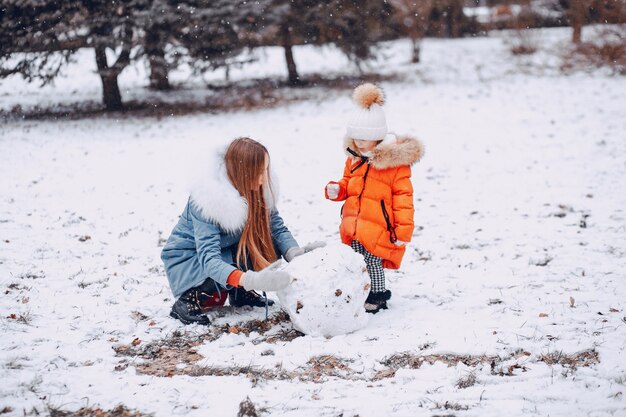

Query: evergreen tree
[258,0,393,85]
[1,1,138,111]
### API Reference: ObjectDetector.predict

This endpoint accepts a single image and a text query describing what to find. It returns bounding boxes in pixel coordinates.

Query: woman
[161,137,319,325]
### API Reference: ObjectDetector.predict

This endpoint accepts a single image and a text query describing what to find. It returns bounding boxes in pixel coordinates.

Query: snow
[276,243,370,337]
[1,26,626,417]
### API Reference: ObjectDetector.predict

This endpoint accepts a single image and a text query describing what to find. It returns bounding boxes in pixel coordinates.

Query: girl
[161,137,318,325]
[325,84,424,313]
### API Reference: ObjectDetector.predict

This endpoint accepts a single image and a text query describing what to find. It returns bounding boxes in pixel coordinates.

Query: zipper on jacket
[380,200,398,243]
[346,147,372,234]
[353,163,371,232]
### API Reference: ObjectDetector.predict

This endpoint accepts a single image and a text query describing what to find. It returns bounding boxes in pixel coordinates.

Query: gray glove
[284,241,327,262]
[240,268,293,292]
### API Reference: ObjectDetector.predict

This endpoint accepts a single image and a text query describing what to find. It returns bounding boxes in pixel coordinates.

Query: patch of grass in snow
[379,349,537,381]
[77,277,110,289]
[181,355,356,384]
[561,27,626,75]
[456,371,478,389]
[380,352,500,372]
[112,310,601,385]
[5,311,34,325]
[3,356,29,370]
[491,362,529,377]
[113,312,364,382]
[430,400,470,411]
[48,404,152,417]
[113,311,304,376]
[16,271,45,280]
[5,282,31,294]
[2,73,400,122]
[538,349,599,369]
[237,397,263,417]
[118,352,355,383]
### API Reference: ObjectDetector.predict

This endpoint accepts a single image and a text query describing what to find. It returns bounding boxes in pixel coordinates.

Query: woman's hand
[240,269,293,292]
[284,241,326,262]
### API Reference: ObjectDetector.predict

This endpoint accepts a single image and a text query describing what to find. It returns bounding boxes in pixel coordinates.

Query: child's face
[354,139,378,153]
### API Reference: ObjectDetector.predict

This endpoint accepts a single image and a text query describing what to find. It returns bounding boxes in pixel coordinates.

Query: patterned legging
[351,240,386,293]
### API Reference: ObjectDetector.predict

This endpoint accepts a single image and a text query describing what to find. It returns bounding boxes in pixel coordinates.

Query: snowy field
[1,27,626,416]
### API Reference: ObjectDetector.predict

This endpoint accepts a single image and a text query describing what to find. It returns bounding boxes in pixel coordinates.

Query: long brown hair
[224,137,277,271]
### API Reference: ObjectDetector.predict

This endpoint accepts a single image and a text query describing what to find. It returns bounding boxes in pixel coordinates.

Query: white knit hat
[346,83,387,141]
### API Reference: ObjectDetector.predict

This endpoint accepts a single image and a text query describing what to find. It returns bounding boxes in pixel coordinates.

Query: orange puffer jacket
[326,134,424,269]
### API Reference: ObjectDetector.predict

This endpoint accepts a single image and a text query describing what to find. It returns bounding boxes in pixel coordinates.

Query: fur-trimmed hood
[344,133,424,170]
[188,146,278,233]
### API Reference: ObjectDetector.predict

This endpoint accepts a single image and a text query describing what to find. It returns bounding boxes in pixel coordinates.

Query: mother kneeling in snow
[161,137,319,325]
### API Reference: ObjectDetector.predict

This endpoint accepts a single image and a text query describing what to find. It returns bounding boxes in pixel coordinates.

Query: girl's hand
[326,183,340,199]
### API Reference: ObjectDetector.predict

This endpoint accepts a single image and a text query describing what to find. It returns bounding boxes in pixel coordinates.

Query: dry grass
[379,349,542,381]
[511,45,538,55]
[113,314,600,385]
[561,28,626,75]
[115,345,600,383]
[123,355,358,383]
[2,73,401,122]
[48,405,151,417]
[491,362,529,376]
[509,29,538,56]
[113,311,304,377]
[381,352,499,369]
[112,311,360,382]
[538,349,599,369]
[375,352,500,381]
[456,371,477,389]
[431,400,469,411]
[237,397,261,417]
[5,311,34,325]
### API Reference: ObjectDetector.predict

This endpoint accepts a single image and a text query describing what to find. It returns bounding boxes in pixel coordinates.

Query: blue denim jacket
[161,198,298,298]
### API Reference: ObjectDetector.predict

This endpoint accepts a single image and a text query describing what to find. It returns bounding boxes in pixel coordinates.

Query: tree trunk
[146,29,170,90]
[572,21,582,44]
[571,0,585,44]
[95,46,123,111]
[148,52,169,90]
[411,37,421,63]
[281,24,300,86]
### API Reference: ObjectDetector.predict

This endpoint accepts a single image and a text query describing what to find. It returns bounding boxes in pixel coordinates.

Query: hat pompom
[353,83,384,109]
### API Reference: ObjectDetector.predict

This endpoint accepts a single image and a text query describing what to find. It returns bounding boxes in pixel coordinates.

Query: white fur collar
[188,146,278,233]
[344,132,424,170]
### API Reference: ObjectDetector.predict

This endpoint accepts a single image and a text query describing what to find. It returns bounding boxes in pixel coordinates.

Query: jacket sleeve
[189,205,237,287]
[325,159,351,201]
[270,209,299,256]
[391,165,415,243]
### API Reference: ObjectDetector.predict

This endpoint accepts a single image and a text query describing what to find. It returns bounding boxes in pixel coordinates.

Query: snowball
[276,243,371,337]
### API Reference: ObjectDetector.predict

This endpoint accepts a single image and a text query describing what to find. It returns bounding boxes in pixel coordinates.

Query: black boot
[365,290,391,314]
[228,287,275,308]
[170,280,220,325]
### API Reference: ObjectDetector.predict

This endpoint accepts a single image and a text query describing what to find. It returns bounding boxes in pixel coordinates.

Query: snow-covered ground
[1,27,626,416]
